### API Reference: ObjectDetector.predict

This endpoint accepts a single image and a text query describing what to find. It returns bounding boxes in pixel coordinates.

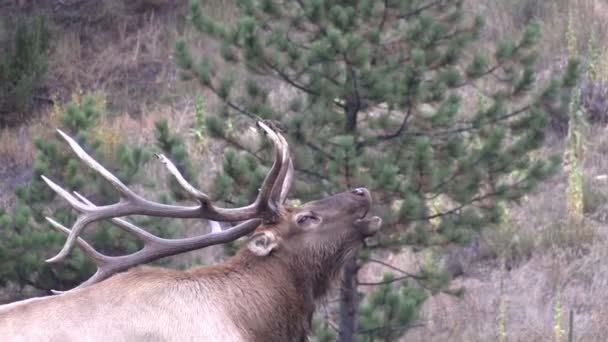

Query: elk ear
[247,231,279,256]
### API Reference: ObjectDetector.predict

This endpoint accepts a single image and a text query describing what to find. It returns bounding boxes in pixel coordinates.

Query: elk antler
[266,121,294,207]
[43,121,293,290]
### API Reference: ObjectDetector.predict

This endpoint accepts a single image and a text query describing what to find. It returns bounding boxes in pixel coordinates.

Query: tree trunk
[338,254,359,342]
[344,92,360,133]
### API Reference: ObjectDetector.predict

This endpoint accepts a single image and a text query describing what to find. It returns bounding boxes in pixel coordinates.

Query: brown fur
[0,189,377,341]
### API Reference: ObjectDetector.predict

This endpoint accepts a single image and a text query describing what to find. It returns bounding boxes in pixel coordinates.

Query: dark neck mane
[188,250,317,341]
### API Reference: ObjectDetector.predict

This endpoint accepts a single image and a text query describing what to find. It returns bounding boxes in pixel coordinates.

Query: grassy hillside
[2,0,608,340]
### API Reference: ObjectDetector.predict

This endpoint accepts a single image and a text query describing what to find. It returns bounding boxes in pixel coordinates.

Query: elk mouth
[349,188,381,237]
[353,206,381,237]
[354,215,382,237]
[358,207,369,219]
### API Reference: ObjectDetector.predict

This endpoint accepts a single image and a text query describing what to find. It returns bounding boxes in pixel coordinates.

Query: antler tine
[154,154,210,203]
[41,175,90,212]
[157,122,286,214]
[45,217,106,295]
[269,128,294,205]
[44,122,288,263]
[46,217,108,264]
[46,193,262,291]
[72,192,160,241]
[45,192,165,263]
[56,129,138,199]
[254,121,286,214]
[279,158,294,204]
[157,120,286,216]
[46,216,113,291]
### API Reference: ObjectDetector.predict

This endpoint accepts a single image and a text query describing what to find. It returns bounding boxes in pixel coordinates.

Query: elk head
[246,188,381,298]
[41,121,381,293]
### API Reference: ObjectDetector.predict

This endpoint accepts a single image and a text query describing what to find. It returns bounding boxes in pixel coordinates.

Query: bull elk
[0,121,382,341]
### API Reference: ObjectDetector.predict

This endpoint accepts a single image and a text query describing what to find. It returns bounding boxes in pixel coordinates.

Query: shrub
[580,79,608,125]
[0,15,50,126]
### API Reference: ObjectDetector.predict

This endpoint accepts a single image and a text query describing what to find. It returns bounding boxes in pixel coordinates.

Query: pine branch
[357,275,413,286]
[262,58,320,96]
[180,67,258,119]
[452,39,529,90]
[343,153,352,188]
[366,258,417,276]
[357,322,425,335]
[397,0,445,20]
[360,104,414,146]
[306,141,337,161]
[420,173,533,221]
[369,0,390,66]
[363,102,530,147]
[223,133,329,182]
[429,104,531,138]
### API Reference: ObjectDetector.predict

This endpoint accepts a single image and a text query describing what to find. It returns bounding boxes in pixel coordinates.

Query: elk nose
[351,188,368,198]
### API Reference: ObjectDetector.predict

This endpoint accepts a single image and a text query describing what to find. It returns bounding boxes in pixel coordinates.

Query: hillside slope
[2,1,608,341]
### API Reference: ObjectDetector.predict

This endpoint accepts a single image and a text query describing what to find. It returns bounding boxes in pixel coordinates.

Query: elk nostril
[352,188,366,197]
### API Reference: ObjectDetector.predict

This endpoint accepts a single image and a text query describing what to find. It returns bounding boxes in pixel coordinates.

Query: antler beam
[47,193,261,291]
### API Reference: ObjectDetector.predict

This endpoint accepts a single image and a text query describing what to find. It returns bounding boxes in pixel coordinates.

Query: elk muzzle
[348,188,382,237]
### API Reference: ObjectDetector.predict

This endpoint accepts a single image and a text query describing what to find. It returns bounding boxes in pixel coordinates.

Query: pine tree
[0,93,195,298]
[0,14,50,125]
[176,0,579,339]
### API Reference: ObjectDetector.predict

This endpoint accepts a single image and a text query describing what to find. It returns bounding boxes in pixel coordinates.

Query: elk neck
[185,249,318,340]
[186,232,360,334]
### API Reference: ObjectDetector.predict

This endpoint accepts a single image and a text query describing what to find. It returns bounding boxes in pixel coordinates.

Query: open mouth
[359,208,369,219]
[356,199,371,220]
[354,214,382,237]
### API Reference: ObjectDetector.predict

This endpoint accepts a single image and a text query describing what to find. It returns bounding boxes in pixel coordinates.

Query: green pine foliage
[178,0,579,339]
[358,275,428,341]
[312,315,337,342]
[0,15,50,125]
[155,119,199,201]
[0,93,184,296]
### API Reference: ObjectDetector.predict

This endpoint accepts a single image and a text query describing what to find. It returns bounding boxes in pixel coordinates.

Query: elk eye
[296,214,318,225]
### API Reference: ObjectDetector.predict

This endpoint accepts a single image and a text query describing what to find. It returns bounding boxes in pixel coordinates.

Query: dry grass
[402,245,608,341]
[42,0,241,110]
[469,0,608,67]
[87,97,227,194]
[0,110,62,167]
[0,126,33,166]
[0,115,52,209]
[42,1,188,112]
